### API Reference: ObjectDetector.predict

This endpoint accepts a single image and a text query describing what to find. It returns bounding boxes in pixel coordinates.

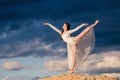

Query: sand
[40,74,120,80]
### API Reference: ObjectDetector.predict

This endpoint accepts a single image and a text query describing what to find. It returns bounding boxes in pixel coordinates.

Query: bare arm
[43,23,61,34]
[68,23,88,34]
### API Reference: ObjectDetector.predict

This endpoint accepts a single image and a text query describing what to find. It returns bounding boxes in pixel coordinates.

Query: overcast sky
[0,0,120,80]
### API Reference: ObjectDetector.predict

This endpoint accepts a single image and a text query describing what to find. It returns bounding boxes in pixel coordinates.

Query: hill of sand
[40,74,120,80]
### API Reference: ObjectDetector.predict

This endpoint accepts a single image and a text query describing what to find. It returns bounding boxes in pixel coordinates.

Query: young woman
[44,20,99,73]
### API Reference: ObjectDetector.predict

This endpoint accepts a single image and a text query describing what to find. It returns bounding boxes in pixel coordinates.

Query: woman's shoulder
[67,30,71,34]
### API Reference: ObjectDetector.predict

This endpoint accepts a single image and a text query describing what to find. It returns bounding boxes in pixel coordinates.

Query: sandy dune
[40,74,120,80]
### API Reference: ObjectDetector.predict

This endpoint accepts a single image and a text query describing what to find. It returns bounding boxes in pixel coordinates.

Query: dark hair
[65,22,70,30]
[60,22,70,40]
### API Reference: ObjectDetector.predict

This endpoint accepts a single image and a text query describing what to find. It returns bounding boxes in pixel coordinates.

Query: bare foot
[93,20,99,26]
[69,69,74,74]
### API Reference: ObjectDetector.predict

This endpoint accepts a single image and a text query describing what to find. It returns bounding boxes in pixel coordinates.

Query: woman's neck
[61,30,67,35]
[63,29,67,33]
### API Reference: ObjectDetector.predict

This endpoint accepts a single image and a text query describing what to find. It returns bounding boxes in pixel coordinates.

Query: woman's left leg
[70,44,77,74]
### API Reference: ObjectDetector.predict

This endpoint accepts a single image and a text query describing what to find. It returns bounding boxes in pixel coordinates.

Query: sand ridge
[40,74,120,80]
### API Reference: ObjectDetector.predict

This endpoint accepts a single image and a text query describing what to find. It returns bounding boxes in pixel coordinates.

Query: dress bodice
[62,31,76,44]
[62,32,71,42]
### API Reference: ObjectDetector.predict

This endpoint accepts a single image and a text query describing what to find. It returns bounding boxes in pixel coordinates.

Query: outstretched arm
[43,23,61,34]
[68,23,88,34]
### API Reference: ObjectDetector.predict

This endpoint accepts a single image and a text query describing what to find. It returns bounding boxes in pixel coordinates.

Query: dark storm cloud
[0,0,120,58]
[0,0,120,29]
[0,0,119,21]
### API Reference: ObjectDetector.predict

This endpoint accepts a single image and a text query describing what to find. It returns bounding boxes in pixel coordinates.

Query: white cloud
[0,32,7,39]
[80,51,120,73]
[0,38,66,58]
[96,56,120,68]
[44,58,68,71]
[15,77,25,80]
[2,76,9,80]
[2,61,24,71]
[44,50,120,73]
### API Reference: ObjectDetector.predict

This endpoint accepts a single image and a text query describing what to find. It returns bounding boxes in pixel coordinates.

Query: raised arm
[68,23,88,34]
[43,23,61,34]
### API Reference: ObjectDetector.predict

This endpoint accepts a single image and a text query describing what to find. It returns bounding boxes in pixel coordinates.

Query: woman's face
[63,23,67,30]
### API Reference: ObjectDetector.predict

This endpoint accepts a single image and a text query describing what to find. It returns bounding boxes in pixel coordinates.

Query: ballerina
[43,20,99,74]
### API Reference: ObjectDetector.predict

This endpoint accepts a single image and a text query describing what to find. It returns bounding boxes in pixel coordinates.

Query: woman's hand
[43,23,50,26]
[82,23,88,26]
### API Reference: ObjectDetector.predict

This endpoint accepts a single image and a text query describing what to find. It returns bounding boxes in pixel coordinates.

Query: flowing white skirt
[67,29,95,70]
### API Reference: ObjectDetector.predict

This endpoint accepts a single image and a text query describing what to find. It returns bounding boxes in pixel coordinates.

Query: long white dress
[48,24,95,70]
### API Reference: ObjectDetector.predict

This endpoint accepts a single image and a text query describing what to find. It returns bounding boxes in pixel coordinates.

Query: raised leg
[73,20,99,42]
